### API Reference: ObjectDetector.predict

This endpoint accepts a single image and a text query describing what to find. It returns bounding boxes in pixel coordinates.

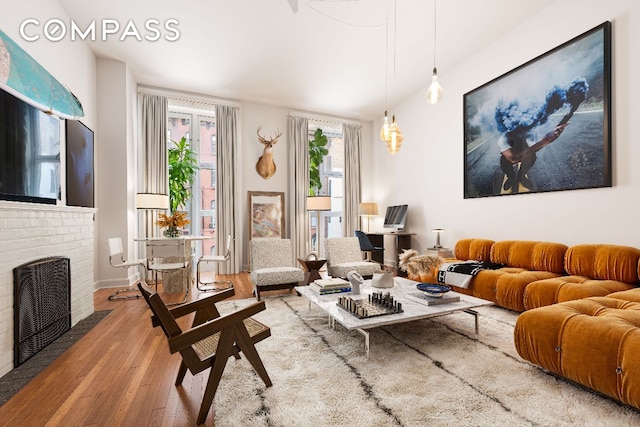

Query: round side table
[297,257,327,285]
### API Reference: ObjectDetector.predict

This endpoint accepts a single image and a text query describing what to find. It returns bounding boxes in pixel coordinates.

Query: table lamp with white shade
[306,196,331,256]
[136,193,169,238]
[358,202,379,233]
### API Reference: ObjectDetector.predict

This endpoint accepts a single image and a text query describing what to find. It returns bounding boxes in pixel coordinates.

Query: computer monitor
[383,204,408,230]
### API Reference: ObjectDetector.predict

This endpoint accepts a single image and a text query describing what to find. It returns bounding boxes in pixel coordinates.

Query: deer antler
[257,127,282,145]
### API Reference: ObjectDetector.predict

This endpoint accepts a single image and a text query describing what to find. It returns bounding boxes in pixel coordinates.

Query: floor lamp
[306,196,332,257]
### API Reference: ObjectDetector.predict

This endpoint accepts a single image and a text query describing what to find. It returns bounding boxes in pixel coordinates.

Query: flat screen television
[0,88,60,204]
[65,119,94,208]
[383,204,408,230]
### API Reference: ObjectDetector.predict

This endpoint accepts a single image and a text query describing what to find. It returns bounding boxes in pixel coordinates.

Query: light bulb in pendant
[380,110,391,142]
[386,115,403,155]
[426,67,443,104]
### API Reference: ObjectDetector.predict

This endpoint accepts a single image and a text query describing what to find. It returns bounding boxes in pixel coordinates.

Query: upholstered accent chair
[250,238,305,301]
[325,237,382,279]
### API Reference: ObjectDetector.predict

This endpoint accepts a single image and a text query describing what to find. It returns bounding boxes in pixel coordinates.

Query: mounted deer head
[255,127,282,180]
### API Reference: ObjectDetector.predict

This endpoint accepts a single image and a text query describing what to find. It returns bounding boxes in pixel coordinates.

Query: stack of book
[309,278,351,295]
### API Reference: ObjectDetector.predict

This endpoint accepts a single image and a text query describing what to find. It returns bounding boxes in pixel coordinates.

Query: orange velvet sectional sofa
[421,238,640,409]
[431,238,640,312]
[449,239,569,311]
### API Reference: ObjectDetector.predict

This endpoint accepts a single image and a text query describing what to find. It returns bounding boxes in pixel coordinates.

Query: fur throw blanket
[398,249,444,281]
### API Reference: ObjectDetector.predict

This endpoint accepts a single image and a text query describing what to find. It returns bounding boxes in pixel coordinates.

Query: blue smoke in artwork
[495,77,589,133]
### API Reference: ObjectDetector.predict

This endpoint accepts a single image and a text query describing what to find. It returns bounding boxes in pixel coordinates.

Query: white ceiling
[58,0,556,120]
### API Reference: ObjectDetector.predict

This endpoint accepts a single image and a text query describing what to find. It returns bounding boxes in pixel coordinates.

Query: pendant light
[425,0,443,104]
[379,0,403,155]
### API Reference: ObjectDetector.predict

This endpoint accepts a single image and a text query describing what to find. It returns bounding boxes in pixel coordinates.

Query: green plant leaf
[308,128,329,196]
[168,136,200,212]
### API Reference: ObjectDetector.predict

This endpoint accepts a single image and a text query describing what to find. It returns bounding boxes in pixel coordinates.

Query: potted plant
[157,137,199,237]
[156,211,191,238]
[309,128,328,196]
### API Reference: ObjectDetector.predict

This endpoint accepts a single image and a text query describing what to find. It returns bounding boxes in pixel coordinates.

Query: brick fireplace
[0,203,95,377]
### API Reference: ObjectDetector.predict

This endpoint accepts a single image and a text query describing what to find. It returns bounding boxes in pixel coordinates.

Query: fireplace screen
[13,256,71,367]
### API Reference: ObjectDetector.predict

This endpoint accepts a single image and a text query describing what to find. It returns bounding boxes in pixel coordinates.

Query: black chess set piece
[336,291,403,319]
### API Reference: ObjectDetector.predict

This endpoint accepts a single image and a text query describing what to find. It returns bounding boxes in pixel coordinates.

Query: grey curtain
[343,123,362,237]
[215,105,240,273]
[138,93,168,238]
[288,115,310,260]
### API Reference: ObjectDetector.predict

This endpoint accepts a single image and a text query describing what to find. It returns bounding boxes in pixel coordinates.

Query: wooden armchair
[137,282,272,425]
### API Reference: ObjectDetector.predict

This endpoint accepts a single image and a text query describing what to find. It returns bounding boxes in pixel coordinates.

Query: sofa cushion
[515,297,640,408]
[490,240,567,273]
[564,244,640,283]
[454,238,494,262]
[523,276,636,310]
[606,288,640,303]
[495,270,562,312]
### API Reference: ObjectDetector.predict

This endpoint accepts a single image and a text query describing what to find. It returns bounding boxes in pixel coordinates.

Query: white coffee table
[295,277,493,358]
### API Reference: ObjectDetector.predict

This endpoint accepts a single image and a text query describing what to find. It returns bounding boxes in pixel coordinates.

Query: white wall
[95,58,140,289]
[366,0,640,253]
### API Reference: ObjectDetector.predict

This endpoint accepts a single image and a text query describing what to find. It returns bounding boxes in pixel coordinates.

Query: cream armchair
[250,239,305,301]
[325,237,382,279]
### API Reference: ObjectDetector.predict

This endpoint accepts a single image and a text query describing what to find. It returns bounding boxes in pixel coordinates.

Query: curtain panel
[215,105,240,273]
[138,93,168,238]
[287,115,310,261]
[343,123,362,238]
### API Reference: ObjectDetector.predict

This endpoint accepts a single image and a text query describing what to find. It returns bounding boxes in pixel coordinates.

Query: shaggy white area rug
[213,296,640,426]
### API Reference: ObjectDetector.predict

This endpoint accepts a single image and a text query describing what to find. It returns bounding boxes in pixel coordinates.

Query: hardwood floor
[0,272,291,426]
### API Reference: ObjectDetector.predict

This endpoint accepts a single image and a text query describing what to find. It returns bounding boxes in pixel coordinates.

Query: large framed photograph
[248,191,285,239]
[464,22,611,198]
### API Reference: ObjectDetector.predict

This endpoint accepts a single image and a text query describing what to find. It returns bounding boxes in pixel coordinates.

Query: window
[308,121,343,252]
[167,109,217,258]
[208,201,216,229]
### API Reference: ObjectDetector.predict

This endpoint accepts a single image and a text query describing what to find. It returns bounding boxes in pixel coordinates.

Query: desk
[366,232,415,276]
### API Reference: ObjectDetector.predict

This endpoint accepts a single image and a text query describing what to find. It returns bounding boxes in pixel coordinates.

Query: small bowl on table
[416,283,451,298]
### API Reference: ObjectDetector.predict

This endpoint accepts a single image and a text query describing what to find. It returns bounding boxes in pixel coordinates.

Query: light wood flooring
[0,272,293,426]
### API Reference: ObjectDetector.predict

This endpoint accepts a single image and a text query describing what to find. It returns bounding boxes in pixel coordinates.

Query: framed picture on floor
[248,191,285,239]
[463,21,612,198]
